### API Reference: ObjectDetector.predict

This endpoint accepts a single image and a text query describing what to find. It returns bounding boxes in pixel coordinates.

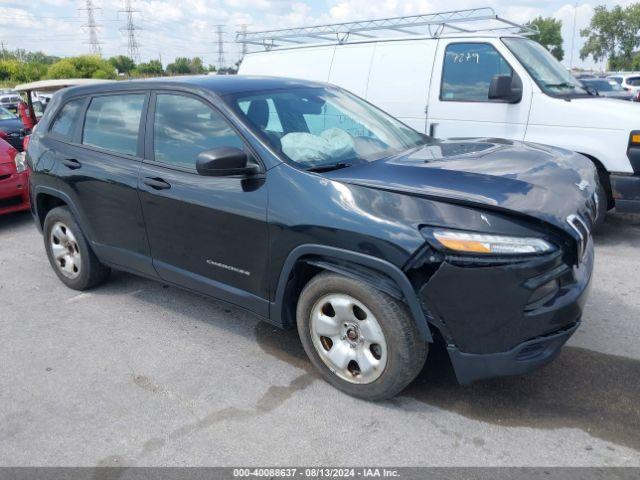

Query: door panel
[241,47,335,82]
[366,39,437,131]
[139,92,269,313]
[427,39,532,140]
[45,92,153,276]
[328,44,375,98]
[62,144,152,274]
[138,164,269,311]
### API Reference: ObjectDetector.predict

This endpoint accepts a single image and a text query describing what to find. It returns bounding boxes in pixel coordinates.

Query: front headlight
[14,152,27,173]
[427,228,555,255]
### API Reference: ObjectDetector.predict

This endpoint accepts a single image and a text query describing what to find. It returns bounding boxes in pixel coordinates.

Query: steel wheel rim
[49,221,82,279]
[310,293,387,384]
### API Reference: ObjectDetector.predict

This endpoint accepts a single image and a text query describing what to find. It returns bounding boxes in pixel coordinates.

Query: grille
[567,214,590,261]
[585,192,598,225]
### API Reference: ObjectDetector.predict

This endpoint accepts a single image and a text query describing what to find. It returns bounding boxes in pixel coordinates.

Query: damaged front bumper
[415,237,593,385]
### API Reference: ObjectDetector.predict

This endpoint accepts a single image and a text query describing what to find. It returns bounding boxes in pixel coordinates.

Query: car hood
[599,91,634,100]
[0,118,24,132]
[323,138,598,235]
[530,94,640,130]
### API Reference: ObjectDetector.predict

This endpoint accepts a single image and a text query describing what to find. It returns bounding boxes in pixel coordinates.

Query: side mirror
[196,147,259,177]
[488,74,522,103]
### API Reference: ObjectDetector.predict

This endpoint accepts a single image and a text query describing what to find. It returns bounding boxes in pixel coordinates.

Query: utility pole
[80,0,102,55]
[569,1,577,70]
[0,41,6,60]
[121,0,141,63]
[215,25,226,71]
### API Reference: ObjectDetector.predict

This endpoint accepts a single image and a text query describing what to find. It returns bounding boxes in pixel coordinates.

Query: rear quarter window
[82,94,146,156]
[50,99,85,141]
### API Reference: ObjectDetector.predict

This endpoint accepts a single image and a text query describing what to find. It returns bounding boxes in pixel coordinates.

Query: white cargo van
[238,8,640,216]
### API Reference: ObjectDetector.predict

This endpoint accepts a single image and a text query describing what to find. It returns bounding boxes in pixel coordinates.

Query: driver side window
[153,94,245,169]
[441,43,513,102]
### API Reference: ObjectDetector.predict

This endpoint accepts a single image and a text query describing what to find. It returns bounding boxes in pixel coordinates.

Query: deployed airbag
[281,128,355,165]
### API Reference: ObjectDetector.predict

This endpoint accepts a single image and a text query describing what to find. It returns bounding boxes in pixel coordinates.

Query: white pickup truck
[238,8,640,219]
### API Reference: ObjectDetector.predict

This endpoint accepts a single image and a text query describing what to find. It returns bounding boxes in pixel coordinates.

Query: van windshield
[502,37,589,97]
[226,87,426,171]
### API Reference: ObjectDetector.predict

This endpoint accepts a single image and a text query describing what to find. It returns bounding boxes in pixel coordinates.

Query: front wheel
[296,272,427,400]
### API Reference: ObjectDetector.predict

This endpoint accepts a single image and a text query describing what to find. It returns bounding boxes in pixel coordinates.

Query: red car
[0,137,30,215]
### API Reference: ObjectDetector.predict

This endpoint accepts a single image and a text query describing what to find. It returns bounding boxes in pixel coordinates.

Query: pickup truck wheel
[44,206,110,291]
[296,272,427,400]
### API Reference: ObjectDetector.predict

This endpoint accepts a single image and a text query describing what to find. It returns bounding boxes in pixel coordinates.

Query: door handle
[143,177,171,190]
[62,158,81,170]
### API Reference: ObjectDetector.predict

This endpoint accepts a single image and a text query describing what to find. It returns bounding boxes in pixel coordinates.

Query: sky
[0,0,633,70]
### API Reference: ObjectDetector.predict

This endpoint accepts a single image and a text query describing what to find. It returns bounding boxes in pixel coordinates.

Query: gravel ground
[0,210,639,467]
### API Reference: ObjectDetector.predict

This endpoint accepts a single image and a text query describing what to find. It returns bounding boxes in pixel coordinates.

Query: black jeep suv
[27,76,596,400]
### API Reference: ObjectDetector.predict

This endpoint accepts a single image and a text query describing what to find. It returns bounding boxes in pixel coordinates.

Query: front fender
[270,244,433,342]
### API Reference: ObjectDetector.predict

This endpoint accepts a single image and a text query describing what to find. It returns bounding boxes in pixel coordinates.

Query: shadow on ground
[0,211,33,232]
[255,322,640,453]
[593,212,640,247]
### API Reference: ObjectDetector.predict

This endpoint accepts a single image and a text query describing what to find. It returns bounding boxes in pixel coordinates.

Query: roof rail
[236,7,539,51]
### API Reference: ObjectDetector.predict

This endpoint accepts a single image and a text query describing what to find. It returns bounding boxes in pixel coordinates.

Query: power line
[120,0,141,63]
[79,0,102,55]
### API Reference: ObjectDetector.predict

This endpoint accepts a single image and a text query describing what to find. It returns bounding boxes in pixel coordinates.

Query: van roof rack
[236,7,539,51]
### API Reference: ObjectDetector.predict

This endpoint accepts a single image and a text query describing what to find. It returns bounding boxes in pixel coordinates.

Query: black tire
[296,272,427,400]
[43,206,110,290]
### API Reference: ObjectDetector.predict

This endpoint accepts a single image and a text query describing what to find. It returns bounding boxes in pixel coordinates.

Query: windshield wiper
[306,162,351,173]
[544,82,576,89]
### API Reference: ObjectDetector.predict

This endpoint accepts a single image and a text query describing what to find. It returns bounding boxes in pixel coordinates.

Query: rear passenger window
[50,99,84,140]
[441,43,513,102]
[153,94,244,168]
[83,94,145,156]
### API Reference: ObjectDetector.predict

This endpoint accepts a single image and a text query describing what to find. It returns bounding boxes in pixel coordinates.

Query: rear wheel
[296,272,427,400]
[44,207,110,290]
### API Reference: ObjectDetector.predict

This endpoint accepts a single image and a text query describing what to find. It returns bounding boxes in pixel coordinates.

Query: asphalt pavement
[0,210,639,466]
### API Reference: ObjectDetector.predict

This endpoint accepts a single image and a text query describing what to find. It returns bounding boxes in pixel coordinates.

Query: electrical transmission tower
[215,25,226,71]
[80,0,102,55]
[238,24,249,60]
[121,0,141,63]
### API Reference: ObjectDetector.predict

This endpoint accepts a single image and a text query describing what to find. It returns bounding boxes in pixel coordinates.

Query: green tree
[47,55,117,80]
[528,16,564,61]
[189,57,206,74]
[580,4,640,70]
[46,59,78,79]
[108,55,136,75]
[166,57,206,75]
[0,59,20,81]
[135,60,164,76]
[166,57,191,75]
[13,62,48,83]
